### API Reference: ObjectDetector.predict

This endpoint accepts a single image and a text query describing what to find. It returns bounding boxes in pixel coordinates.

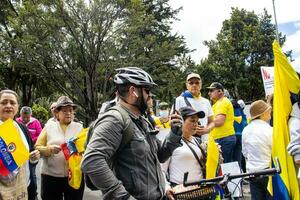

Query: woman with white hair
[16,106,43,144]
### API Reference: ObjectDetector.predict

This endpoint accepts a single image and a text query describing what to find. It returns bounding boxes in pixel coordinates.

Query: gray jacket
[287,103,300,162]
[81,107,182,200]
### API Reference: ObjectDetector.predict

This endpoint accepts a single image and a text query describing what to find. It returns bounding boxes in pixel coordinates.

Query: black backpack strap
[109,105,135,150]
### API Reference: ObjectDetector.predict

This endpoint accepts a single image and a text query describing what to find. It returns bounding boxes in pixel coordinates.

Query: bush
[32,104,49,126]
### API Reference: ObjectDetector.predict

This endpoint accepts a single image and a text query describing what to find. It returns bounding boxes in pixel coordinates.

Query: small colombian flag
[0,119,30,176]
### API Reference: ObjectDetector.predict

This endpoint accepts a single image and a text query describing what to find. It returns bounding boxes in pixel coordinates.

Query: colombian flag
[0,119,30,176]
[60,128,88,189]
[269,40,300,200]
[61,128,88,160]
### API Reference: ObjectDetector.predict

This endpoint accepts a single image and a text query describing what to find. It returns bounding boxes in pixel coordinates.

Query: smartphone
[198,121,204,128]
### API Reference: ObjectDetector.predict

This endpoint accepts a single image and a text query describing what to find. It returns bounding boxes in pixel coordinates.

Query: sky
[169,0,300,72]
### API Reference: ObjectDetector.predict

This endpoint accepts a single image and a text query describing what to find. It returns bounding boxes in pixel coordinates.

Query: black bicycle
[173,157,281,200]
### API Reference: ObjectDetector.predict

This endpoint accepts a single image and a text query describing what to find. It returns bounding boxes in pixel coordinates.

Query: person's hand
[169,113,183,136]
[266,94,274,105]
[30,149,40,161]
[295,159,300,166]
[166,188,175,200]
[49,144,61,154]
[195,125,210,136]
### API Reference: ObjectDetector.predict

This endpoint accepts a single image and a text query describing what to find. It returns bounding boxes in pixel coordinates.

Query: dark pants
[216,135,236,163]
[28,163,37,200]
[233,135,247,172]
[249,177,272,200]
[28,179,37,200]
[41,174,84,200]
[233,135,242,169]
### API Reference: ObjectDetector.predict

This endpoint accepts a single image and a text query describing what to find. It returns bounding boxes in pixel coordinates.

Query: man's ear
[129,86,138,98]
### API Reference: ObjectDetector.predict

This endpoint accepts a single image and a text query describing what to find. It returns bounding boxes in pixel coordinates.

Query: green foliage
[0,0,190,124]
[197,8,287,101]
[32,104,49,126]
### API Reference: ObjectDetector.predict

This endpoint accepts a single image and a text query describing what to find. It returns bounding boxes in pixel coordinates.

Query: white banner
[260,66,274,96]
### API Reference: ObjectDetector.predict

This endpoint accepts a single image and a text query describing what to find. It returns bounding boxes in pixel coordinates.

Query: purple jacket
[16,117,42,144]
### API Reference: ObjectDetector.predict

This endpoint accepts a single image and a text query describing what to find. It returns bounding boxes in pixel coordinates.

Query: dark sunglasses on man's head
[208,89,216,92]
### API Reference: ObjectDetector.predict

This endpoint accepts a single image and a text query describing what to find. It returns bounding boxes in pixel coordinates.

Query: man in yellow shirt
[207,82,236,163]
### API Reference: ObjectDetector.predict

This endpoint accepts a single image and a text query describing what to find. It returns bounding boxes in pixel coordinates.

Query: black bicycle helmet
[114,67,157,88]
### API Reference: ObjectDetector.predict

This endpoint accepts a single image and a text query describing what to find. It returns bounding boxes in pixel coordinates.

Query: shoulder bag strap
[182,138,204,169]
[184,96,193,108]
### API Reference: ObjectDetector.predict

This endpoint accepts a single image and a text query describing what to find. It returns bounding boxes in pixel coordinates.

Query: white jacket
[287,103,300,162]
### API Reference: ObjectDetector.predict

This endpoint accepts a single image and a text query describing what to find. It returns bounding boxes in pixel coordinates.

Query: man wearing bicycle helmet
[81,67,183,200]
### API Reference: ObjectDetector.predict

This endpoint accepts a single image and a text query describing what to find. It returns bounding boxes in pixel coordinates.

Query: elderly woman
[16,106,43,144]
[35,96,84,200]
[0,89,40,200]
[163,106,208,200]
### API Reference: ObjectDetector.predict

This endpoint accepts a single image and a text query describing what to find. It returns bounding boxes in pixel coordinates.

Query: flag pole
[272,0,280,43]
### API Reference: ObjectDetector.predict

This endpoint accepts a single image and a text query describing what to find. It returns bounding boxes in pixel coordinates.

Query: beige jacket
[35,120,83,177]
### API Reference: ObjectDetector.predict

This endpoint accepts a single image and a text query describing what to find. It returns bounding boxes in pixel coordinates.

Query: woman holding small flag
[0,89,40,200]
[35,95,85,200]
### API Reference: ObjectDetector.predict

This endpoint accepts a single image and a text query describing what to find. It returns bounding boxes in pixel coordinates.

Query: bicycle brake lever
[219,173,230,186]
[274,157,281,174]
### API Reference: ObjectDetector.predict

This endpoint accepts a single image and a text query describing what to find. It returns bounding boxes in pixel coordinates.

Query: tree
[0,0,191,124]
[114,0,191,102]
[198,8,287,101]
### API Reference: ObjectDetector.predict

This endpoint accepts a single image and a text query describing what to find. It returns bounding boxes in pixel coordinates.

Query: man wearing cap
[81,67,183,200]
[242,100,272,200]
[174,73,214,142]
[207,82,235,163]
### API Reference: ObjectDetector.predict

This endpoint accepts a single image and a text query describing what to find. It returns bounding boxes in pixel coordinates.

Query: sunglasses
[143,88,150,95]
[208,89,217,92]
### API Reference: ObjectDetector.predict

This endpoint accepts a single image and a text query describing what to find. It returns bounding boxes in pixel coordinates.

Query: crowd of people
[0,67,299,200]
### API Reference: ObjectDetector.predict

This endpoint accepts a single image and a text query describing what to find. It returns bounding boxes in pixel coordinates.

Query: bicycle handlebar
[183,157,281,187]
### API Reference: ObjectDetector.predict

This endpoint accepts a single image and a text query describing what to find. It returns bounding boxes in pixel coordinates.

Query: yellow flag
[206,135,220,179]
[270,40,300,200]
[0,119,30,176]
[75,128,88,153]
